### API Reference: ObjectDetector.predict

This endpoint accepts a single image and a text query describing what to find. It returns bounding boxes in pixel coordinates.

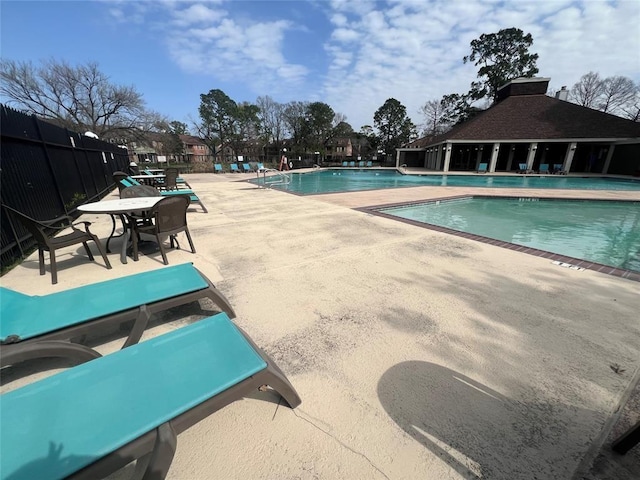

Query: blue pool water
[251,169,640,194]
[378,198,640,272]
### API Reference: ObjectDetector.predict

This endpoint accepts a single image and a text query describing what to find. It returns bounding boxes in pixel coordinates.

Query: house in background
[398,77,640,175]
[179,135,212,163]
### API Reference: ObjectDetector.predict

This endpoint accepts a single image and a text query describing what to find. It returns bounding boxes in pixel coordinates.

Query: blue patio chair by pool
[553,163,566,174]
[366,161,373,167]
[538,164,550,174]
[113,172,208,213]
[214,163,223,173]
[257,162,265,171]
[358,161,365,167]
[348,161,356,167]
[477,163,488,173]
[0,312,301,480]
[230,163,240,173]
[0,263,235,367]
[517,163,530,174]
[242,163,251,172]
[342,161,348,167]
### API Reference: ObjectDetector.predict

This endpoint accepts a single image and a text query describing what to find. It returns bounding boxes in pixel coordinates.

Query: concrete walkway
[2,172,639,479]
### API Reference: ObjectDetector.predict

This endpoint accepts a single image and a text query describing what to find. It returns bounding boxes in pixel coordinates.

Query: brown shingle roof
[424,95,640,147]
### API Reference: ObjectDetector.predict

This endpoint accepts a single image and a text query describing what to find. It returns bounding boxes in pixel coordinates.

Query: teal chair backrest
[214,164,223,172]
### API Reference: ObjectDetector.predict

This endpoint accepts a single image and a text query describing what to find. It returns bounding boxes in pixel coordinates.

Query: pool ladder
[256,168,291,188]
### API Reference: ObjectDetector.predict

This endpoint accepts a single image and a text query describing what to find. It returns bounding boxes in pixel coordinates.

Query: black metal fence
[1,105,129,271]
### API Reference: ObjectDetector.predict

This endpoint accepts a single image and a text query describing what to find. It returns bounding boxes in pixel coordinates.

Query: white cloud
[102,0,640,130]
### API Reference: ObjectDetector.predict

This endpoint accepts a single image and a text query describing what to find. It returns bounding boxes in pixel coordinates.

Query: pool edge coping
[358,194,640,283]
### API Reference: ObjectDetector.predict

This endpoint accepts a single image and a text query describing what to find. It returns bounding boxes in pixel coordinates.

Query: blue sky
[1,0,639,132]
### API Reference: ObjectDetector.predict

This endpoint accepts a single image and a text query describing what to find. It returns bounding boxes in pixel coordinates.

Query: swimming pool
[375,197,640,274]
[253,169,640,194]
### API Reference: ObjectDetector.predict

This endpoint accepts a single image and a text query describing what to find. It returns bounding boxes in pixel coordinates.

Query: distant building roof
[179,134,206,146]
[416,78,640,148]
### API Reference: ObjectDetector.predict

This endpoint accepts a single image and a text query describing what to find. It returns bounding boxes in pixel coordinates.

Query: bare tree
[419,99,449,136]
[570,71,604,108]
[619,83,640,121]
[256,95,287,153]
[0,59,157,140]
[598,76,637,114]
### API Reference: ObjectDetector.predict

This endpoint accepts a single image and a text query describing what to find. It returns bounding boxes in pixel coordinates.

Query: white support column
[489,143,500,172]
[443,143,452,172]
[564,142,577,172]
[602,145,615,174]
[506,145,515,171]
[396,150,401,167]
[526,142,537,171]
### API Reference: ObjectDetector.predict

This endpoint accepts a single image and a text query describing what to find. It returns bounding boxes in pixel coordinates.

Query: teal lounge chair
[348,161,355,167]
[538,164,550,174]
[230,163,240,173]
[114,173,208,213]
[477,163,488,173]
[342,161,348,167]
[257,162,265,171]
[553,163,566,174]
[358,161,365,167]
[366,161,372,167]
[214,163,223,173]
[242,163,251,172]
[0,312,301,480]
[517,163,530,174]
[0,263,235,366]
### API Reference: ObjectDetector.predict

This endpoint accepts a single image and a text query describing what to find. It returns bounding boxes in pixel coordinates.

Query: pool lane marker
[552,260,585,271]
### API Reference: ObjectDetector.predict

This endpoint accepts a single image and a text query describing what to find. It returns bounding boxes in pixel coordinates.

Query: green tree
[373,98,416,158]
[439,93,484,127]
[332,121,354,139]
[304,102,335,154]
[169,121,189,135]
[197,89,237,162]
[463,27,539,102]
[228,101,260,160]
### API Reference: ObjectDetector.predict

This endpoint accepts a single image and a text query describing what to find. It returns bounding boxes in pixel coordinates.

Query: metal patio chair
[3,205,112,284]
[132,195,195,265]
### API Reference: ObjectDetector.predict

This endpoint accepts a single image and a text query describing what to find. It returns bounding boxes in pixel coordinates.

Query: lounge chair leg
[122,305,152,349]
[199,201,208,213]
[141,423,177,480]
[196,267,236,318]
[0,340,102,369]
[236,326,302,408]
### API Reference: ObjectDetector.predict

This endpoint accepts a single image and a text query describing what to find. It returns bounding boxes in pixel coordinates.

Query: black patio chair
[131,195,195,265]
[3,205,112,284]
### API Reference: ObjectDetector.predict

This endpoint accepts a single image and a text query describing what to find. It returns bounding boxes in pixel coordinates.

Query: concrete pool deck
[2,171,639,479]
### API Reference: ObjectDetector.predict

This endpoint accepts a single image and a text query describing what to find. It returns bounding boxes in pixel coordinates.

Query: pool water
[253,170,640,194]
[379,198,640,272]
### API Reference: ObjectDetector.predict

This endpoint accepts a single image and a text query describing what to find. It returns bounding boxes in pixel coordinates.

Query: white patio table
[131,174,166,188]
[78,197,163,264]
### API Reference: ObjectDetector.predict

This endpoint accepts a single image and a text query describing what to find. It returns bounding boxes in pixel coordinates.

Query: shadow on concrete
[377,361,600,479]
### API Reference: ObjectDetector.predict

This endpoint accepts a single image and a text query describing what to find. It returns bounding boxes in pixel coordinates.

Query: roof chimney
[555,86,568,101]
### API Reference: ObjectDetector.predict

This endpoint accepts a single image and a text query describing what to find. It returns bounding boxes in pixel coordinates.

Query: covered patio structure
[398,78,640,175]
